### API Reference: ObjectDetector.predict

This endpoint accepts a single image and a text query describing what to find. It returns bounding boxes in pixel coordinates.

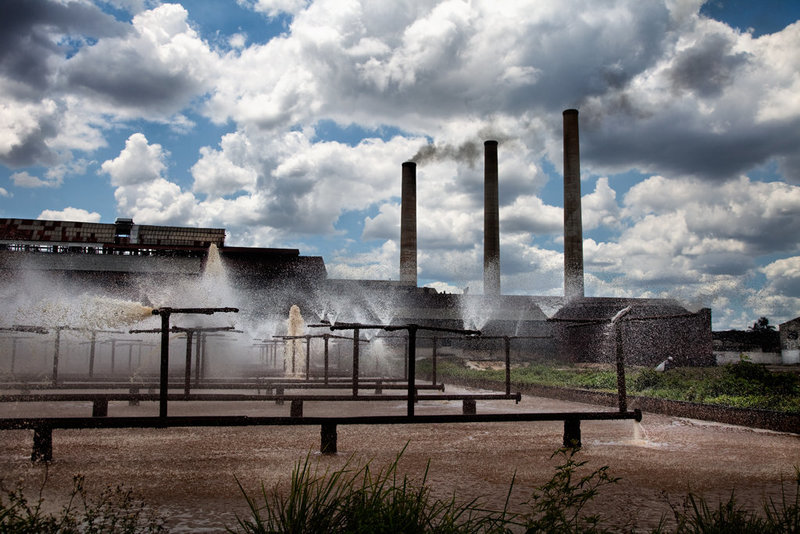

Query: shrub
[521,448,620,534]
[0,473,166,533]
[231,445,513,534]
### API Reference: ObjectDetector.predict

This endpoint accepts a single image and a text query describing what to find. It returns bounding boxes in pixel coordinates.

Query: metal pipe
[615,322,627,412]
[504,336,511,396]
[184,330,194,397]
[88,331,97,378]
[407,325,417,417]
[352,328,360,397]
[159,311,170,418]
[51,329,61,386]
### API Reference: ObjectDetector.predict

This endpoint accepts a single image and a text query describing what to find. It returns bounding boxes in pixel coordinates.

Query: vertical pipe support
[320,423,337,454]
[431,336,438,386]
[462,398,476,415]
[305,335,311,380]
[615,322,628,413]
[158,310,170,418]
[51,328,61,386]
[323,335,330,385]
[352,328,360,397]
[32,424,53,463]
[563,418,582,449]
[184,331,194,397]
[290,399,303,417]
[88,331,97,378]
[407,326,417,417]
[504,336,511,396]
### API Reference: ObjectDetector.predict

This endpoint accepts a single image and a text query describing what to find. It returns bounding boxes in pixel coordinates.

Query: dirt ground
[1,386,798,532]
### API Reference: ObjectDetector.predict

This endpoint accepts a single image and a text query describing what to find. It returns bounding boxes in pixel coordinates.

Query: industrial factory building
[0,109,714,367]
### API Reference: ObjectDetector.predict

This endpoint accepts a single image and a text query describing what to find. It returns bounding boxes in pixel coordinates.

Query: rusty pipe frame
[150,307,238,417]
[329,323,481,415]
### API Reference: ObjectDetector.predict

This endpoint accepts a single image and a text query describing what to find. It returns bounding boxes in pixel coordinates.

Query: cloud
[582,177,621,230]
[10,170,59,188]
[0,0,128,95]
[99,133,167,186]
[61,4,218,118]
[667,32,751,97]
[0,98,60,167]
[37,207,101,222]
[622,175,800,256]
[0,187,10,197]
[240,0,310,18]
[748,257,800,325]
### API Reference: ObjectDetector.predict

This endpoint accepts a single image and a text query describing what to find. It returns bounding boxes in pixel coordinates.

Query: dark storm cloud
[64,65,201,113]
[0,0,128,95]
[1,114,60,168]
[667,33,751,97]
[583,114,800,182]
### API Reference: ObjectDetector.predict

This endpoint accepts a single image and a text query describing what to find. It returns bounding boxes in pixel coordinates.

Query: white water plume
[285,305,306,377]
[15,294,154,331]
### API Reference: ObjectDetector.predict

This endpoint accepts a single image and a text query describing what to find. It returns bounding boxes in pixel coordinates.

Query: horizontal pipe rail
[0,392,521,403]
[0,410,642,430]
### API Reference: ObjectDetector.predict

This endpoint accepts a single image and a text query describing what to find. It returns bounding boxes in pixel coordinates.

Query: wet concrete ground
[1,386,798,532]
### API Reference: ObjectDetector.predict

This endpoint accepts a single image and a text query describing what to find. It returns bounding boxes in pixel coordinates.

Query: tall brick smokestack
[563,109,584,300]
[484,140,500,296]
[400,161,417,286]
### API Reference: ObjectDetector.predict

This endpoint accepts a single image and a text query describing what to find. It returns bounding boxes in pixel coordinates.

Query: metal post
[352,328,360,397]
[88,331,97,378]
[615,322,627,412]
[504,336,511,396]
[32,424,53,462]
[320,423,337,454]
[323,335,330,384]
[200,333,207,379]
[305,335,311,380]
[563,418,581,448]
[184,330,194,397]
[291,337,296,374]
[432,336,437,385]
[159,311,170,418]
[195,333,201,382]
[290,399,303,417]
[11,338,19,373]
[407,325,417,416]
[51,329,61,386]
[403,337,408,379]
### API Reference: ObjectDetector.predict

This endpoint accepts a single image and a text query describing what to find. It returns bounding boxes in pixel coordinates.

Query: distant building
[712,329,781,365]
[0,217,714,367]
[779,317,800,365]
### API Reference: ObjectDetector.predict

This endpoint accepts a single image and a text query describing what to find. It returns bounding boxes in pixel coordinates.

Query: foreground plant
[521,448,620,534]
[231,445,513,534]
[664,466,800,534]
[0,472,167,533]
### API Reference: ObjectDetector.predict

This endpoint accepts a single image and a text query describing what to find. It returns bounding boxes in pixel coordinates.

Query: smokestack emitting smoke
[563,109,585,300]
[400,161,417,286]
[484,140,500,296]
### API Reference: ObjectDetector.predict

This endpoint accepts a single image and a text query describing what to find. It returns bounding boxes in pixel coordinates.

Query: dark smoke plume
[410,132,514,167]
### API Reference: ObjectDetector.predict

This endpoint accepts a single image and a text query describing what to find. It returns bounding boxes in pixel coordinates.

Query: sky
[1,0,799,331]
